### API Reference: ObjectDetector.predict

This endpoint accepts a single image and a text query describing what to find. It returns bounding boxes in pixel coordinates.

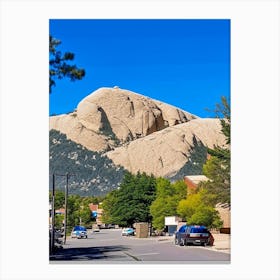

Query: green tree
[201,96,231,204]
[49,190,65,209]
[150,179,187,230]
[49,35,85,93]
[101,172,156,227]
[213,96,230,145]
[150,178,173,230]
[177,190,202,220]
[187,205,223,228]
[77,204,93,227]
[201,156,230,204]
[177,189,222,228]
[101,190,119,225]
[55,214,64,228]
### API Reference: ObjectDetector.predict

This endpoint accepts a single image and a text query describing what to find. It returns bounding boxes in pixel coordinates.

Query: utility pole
[63,173,69,245]
[49,172,75,251]
[50,174,55,255]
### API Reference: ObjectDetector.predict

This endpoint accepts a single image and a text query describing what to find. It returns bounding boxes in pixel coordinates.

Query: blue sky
[49,19,230,117]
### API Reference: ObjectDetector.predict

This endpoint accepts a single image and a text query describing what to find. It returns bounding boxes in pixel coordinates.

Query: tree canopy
[200,96,231,204]
[49,35,85,93]
[177,189,222,228]
[150,178,187,230]
[49,191,99,232]
[101,172,156,227]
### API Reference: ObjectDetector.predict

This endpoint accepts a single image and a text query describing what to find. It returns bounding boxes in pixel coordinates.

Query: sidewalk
[209,233,230,253]
[155,233,230,254]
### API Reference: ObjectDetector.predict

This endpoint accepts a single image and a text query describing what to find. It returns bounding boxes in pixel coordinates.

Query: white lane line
[136,252,160,256]
[95,239,120,242]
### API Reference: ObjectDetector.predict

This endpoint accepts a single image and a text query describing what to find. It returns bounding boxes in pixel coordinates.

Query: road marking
[123,252,141,261]
[95,239,119,242]
[136,253,160,256]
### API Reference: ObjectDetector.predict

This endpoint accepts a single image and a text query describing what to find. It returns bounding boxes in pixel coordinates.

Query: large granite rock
[105,118,226,178]
[50,87,197,151]
[50,87,227,178]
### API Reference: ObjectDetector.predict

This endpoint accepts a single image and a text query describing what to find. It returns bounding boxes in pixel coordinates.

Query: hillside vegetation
[49,129,126,196]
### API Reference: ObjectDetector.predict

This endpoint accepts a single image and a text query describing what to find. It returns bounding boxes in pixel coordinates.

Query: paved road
[50,229,230,263]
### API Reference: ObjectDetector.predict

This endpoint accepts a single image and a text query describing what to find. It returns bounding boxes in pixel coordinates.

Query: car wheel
[184,240,188,246]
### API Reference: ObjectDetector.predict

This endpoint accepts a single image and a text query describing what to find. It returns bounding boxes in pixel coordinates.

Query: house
[55,208,65,215]
[215,202,231,233]
[89,203,103,226]
[184,175,209,194]
[164,216,182,235]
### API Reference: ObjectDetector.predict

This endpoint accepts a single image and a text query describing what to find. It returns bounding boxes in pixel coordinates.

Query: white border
[1,0,279,279]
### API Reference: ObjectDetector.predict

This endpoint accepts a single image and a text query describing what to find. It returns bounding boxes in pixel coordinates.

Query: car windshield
[190,227,208,233]
[74,226,86,231]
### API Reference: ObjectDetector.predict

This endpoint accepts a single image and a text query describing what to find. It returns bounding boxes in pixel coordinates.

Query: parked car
[175,225,214,246]
[174,224,189,246]
[71,226,88,239]
[122,228,135,236]
[185,225,211,246]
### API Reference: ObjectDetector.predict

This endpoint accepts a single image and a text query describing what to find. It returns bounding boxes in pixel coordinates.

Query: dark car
[185,225,211,246]
[175,225,214,246]
[71,226,88,239]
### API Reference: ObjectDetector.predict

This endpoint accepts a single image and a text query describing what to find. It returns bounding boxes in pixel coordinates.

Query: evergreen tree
[201,96,231,204]
[49,35,85,93]
[101,172,156,227]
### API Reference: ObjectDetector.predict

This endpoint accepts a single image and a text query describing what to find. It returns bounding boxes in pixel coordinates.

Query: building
[55,208,65,215]
[89,203,103,226]
[184,175,209,194]
[164,216,182,235]
[215,202,231,233]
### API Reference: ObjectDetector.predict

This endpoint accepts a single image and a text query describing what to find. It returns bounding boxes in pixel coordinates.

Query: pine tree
[49,35,85,93]
[201,96,231,204]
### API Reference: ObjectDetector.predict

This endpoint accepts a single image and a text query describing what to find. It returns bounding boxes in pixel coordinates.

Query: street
[50,229,230,263]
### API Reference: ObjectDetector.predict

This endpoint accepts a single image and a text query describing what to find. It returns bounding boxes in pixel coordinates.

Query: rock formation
[50,87,197,152]
[50,87,227,178]
[105,118,226,178]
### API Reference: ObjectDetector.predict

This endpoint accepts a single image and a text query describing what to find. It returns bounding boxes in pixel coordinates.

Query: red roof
[89,203,98,211]
[55,208,65,214]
